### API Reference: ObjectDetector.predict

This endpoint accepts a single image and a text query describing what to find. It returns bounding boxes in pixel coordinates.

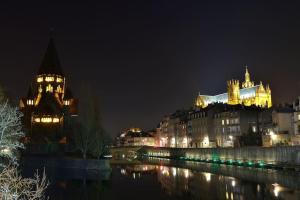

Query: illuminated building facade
[156,110,191,148]
[188,104,266,148]
[116,128,156,147]
[20,38,77,143]
[195,66,272,109]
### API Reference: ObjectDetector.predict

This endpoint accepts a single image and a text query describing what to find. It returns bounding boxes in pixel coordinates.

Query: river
[22,158,300,200]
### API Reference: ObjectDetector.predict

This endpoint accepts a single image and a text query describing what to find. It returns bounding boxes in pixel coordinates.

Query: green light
[248,161,253,166]
[259,161,265,167]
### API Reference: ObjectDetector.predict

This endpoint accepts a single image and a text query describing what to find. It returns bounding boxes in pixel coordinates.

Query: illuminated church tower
[195,66,272,109]
[20,38,77,143]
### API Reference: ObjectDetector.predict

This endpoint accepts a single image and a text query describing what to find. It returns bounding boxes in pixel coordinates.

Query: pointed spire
[38,37,64,76]
[242,64,254,88]
[245,64,250,81]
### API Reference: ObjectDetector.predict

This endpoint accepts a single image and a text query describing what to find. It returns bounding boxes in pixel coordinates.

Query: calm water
[24,159,300,200]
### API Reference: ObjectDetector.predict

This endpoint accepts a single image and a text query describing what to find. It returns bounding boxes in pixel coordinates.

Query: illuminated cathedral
[20,38,77,143]
[195,66,272,108]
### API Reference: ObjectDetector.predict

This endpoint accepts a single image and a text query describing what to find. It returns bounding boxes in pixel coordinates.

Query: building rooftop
[38,38,64,76]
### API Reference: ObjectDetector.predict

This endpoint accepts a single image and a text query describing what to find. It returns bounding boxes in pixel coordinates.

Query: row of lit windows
[34,117,60,123]
[37,76,63,83]
[26,99,34,105]
[44,84,63,93]
[64,100,70,106]
[215,126,241,134]
[221,118,239,125]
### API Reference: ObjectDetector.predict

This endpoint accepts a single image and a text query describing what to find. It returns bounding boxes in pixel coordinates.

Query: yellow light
[46,84,53,92]
[56,77,63,83]
[41,117,52,123]
[270,131,277,140]
[203,172,211,182]
[37,77,43,82]
[172,167,177,177]
[27,99,34,105]
[34,118,41,123]
[45,76,54,82]
[231,180,236,187]
[184,169,190,179]
[53,118,60,123]
[203,136,209,147]
[56,85,62,93]
[272,183,282,197]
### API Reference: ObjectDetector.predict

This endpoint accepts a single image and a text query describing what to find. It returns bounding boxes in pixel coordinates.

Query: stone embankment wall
[140,146,300,165]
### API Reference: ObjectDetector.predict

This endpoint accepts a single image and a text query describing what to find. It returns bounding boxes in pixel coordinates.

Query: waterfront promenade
[111,146,300,169]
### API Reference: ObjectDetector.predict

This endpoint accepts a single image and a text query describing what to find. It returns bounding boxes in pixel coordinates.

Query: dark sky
[1,1,300,136]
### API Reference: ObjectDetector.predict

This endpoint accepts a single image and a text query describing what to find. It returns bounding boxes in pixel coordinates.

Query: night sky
[1,1,300,136]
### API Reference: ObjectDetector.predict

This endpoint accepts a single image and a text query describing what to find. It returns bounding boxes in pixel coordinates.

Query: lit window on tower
[46,84,53,92]
[53,118,60,123]
[34,117,60,123]
[26,99,34,105]
[64,100,70,106]
[41,117,52,123]
[56,77,63,83]
[45,76,55,82]
[56,85,62,93]
[37,77,43,83]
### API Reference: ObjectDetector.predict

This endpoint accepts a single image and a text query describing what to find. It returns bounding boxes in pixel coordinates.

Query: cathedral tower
[20,38,77,143]
[227,80,240,105]
[242,65,254,88]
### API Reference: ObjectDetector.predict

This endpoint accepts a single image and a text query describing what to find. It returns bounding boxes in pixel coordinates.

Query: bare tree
[0,166,49,200]
[74,84,106,159]
[0,101,24,165]
[0,96,48,199]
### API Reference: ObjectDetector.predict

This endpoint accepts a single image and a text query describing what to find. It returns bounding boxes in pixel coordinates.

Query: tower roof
[38,38,64,76]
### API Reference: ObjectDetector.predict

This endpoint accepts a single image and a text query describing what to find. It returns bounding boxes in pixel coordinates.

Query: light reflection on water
[23,161,300,200]
[117,163,300,200]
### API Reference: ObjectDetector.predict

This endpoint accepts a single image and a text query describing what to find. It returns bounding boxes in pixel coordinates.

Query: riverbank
[111,146,300,170]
